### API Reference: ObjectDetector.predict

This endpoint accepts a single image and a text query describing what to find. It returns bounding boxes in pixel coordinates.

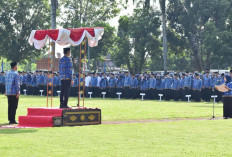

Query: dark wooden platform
[62,108,101,126]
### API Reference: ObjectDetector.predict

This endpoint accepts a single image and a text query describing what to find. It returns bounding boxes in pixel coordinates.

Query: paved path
[0,117,225,129]
[102,117,224,124]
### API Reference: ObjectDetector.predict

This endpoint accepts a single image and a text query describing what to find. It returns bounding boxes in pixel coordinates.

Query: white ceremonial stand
[23,89,27,95]
[39,90,44,96]
[185,95,191,102]
[158,94,163,101]
[88,92,92,98]
[102,92,106,99]
[116,92,122,100]
[140,93,145,101]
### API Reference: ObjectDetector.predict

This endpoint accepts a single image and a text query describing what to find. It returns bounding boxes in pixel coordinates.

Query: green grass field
[0,95,232,157]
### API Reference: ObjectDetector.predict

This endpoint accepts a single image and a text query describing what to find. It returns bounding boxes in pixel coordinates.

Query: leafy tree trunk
[205,51,211,70]
[189,35,202,72]
[51,0,57,70]
[160,0,168,73]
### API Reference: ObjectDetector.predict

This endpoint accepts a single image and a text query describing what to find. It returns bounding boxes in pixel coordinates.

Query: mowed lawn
[0,95,232,157]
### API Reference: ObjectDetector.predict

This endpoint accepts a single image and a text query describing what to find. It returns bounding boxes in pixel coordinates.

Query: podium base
[18,107,101,127]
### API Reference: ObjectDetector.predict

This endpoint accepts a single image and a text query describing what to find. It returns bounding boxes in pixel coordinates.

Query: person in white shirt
[85,73,91,96]
[97,73,101,87]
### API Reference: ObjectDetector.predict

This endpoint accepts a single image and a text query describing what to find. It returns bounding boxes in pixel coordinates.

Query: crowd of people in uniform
[1,68,231,102]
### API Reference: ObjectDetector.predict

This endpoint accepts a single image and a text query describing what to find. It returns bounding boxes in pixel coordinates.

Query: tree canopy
[0,0,50,62]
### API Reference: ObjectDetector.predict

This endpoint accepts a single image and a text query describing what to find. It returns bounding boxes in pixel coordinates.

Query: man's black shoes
[60,105,70,109]
[9,121,18,124]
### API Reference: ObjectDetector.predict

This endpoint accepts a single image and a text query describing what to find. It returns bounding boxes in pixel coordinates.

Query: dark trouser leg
[124,87,130,99]
[151,89,156,100]
[164,89,168,100]
[7,95,19,122]
[70,87,74,97]
[174,90,179,101]
[205,88,210,101]
[60,80,71,106]
[60,81,65,105]
[2,84,5,94]
[63,80,71,106]
[194,90,201,102]
[184,87,190,101]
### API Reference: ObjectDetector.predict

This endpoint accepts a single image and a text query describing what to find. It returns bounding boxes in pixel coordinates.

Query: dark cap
[230,70,232,73]
[195,73,199,76]
[174,73,178,76]
[182,73,186,76]
[165,72,169,75]
[213,71,219,74]
[186,71,189,73]
[63,47,71,54]
[10,62,17,68]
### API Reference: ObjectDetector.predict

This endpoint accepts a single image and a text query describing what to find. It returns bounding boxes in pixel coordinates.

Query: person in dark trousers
[164,73,173,101]
[59,47,73,108]
[5,62,20,124]
[123,72,131,99]
[172,73,180,101]
[0,71,5,94]
[202,71,212,102]
[192,73,202,102]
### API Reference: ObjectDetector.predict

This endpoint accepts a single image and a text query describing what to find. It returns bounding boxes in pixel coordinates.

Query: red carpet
[18,107,63,127]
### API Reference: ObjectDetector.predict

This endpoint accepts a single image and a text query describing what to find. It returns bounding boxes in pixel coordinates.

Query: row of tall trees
[1,0,232,72]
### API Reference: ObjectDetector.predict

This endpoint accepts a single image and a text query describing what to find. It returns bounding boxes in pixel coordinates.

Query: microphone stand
[210,95,217,120]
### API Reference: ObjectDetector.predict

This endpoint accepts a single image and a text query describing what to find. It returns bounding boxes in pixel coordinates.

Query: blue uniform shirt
[124,76,131,87]
[212,76,222,87]
[203,75,212,88]
[20,75,23,85]
[22,75,27,84]
[109,78,116,88]
[31,75,37,87]
[72,77,78,87]
[91,76,98,87]
[59,56,73,79]
[180,78,185,88]
[26,74,32,86]
[224,82,232,95]
[193,79,202,90]
[100,78,108,89]
[131,78,138,88]
[53,76,59,86]
[184,75,192,87]
[57,76,61,85]
[172,78,180,90]
[1,75,6,84]
[155,79,163,90]
[164,77,173,89]
[117,78,124,88]
[141,79,148,90]
[149,78,156,88]
[37,74,44,85]
[5,70,20,95]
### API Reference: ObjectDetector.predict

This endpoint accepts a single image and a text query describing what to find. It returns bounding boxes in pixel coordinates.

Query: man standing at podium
[5,62,20,124]
[59,48,72,108]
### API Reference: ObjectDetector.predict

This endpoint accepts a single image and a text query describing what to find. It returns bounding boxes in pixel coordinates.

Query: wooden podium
[222,96,232,118]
